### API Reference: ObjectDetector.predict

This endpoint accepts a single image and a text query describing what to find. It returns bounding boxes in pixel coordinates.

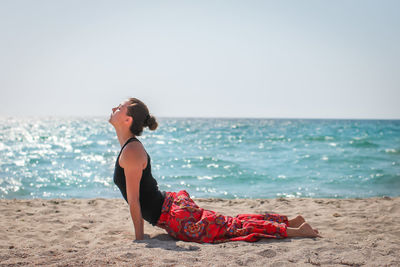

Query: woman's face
[108,100,131,127]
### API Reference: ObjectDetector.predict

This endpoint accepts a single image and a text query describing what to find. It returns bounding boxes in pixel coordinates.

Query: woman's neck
[115,129,136,147]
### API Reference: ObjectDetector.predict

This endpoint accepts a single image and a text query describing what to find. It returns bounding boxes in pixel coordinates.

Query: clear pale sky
[0,0,399,119]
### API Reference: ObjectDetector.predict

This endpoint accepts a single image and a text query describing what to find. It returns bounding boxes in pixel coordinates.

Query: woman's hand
[133,234,150,242]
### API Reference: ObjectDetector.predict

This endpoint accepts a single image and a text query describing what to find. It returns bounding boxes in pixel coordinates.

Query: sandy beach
[1,197,399,266]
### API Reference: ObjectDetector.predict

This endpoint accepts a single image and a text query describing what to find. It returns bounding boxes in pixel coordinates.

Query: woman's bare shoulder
[119,141,147,169]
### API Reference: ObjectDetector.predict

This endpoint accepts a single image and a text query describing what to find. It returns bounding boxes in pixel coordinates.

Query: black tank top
[113,137,166,226]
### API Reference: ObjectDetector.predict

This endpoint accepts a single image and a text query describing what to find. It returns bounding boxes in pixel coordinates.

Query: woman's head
[109,97,158,136]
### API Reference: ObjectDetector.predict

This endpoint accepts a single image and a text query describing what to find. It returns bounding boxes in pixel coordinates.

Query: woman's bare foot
[286,222,321,238]
[288,215,305,228]
[298,222,321,237]
[288,215,319,234]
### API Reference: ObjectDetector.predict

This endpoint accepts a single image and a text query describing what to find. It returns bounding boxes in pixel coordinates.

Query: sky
[0,0,399,119]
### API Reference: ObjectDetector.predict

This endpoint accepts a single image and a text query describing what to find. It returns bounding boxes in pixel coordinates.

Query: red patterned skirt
[156,190,289,243]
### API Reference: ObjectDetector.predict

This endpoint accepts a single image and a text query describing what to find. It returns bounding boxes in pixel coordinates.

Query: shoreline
[1,197,399,266]
[2,195,398,201]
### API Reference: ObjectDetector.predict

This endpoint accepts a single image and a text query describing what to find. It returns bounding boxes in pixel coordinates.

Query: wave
[348,139,379,148]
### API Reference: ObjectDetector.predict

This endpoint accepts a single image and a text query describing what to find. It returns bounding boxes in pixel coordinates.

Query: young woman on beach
[109,98,321,243]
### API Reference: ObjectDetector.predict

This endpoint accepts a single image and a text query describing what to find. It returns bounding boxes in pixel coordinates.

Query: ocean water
[0,117,399,200]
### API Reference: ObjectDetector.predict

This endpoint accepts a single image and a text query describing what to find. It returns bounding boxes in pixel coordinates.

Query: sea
[0,117,399,200]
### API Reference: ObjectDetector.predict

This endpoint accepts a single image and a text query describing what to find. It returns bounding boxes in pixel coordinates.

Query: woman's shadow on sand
[134,233,201,251]
[134,233,295,251]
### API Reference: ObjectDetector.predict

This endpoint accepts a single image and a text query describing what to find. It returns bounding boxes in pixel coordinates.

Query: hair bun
[146,115,158,131]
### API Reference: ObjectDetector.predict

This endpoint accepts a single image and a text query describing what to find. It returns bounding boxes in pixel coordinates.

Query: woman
[109,97,321,243]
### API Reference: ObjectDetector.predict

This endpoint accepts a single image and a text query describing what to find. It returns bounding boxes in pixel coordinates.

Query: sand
[1,197,399,267]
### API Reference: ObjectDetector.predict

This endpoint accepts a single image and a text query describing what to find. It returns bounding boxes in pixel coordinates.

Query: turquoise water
[0,117,399,199]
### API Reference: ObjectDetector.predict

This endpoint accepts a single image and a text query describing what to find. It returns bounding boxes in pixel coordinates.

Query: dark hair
[126,97,158,136]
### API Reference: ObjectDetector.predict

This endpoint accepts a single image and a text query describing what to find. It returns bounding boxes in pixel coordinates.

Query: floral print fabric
[156,190,289,243]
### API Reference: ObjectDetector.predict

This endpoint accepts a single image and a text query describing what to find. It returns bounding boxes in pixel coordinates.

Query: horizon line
[0,115,399,121]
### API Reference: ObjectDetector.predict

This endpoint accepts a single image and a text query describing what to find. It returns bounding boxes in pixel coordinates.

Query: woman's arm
[120,142,146,240]
[128,199,144,240]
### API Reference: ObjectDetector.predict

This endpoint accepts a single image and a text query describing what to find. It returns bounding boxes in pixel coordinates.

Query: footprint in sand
[163,259,178,264]
[258,248,277,258]
[123,252,137,259]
